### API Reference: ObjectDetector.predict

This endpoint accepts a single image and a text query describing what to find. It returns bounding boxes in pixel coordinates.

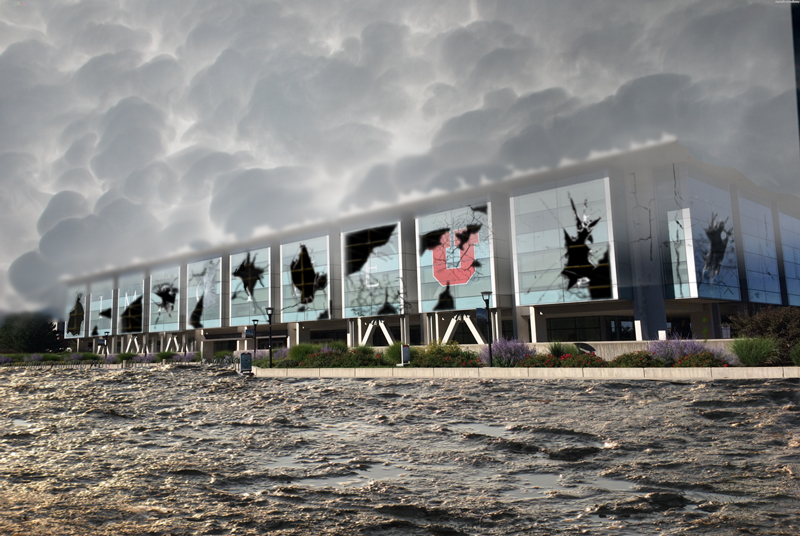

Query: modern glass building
[62,142,800,356]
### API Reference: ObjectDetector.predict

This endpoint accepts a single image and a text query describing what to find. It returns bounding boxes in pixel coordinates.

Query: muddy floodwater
[1,366,799,535]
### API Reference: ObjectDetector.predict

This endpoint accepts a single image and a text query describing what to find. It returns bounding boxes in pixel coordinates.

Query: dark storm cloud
[0,0,796,313]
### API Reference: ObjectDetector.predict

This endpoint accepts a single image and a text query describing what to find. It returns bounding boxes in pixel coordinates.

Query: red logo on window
[432,229,480,286]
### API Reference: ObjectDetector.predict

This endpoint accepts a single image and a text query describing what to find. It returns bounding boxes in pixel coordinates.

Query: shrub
[673,351,727,367]
[287,343,321,362]
[172,352,195,363]
[519,353,561,368]
[294,348,385,368]
[559,353,606,367]
[730,306,800,363]
[730,337,779,367]
[547,341,582,357]
[481,338,531,366]
[214,350,234,360]
[0,355,11,365]
[384,342,421,366]
[134,353,156,363]
[81,352,101,361]
[272,357,300,368]
[648,335,709,364]
[254,348,290,368]
[609,351,667,368]
[104,354,116,364]
[411,340,482,367]
[790,345,800,367]
[156,351,177,362]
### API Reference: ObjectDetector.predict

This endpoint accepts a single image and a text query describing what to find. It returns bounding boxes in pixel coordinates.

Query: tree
[0,312,62,353]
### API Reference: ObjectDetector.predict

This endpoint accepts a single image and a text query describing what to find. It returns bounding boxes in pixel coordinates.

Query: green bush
[730,337,779,367]
[384,342,421,366]
[156,351,177,362]
[609,351,667,368]
[559,353,607,367]
[81,352,101,361]
[518,354,562,368]
[547,341,582,357]
[287,343,321,362]
[790,345,800,367]
[673,351,727,367]
[411,340,482,367]
[294,348,385,368]
[115,352,137,363]
[271,358,300,368]
[730,307,800,362]
[214,350,234,360]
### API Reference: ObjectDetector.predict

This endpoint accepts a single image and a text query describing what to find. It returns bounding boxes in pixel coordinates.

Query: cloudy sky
[0,0,797,315]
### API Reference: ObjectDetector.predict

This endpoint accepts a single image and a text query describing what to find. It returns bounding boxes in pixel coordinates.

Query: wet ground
[1,365,799,535]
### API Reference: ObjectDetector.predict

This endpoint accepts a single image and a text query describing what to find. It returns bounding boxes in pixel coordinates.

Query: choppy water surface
[1,367,798,535]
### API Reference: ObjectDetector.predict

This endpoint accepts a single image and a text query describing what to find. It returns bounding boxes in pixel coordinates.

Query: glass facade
[417,205,492,312]
[89,279,114,337]
[513,177,616,305]
[230,247,270,326]
[117,273,144,334]
[65,285,87,339]
[687,178,740,300]
[343,224,402,318]
[281,237,329,322]
[149,266,180,332]
[186,258,221,329]
[780,212,800,306]
[739,196,780,304]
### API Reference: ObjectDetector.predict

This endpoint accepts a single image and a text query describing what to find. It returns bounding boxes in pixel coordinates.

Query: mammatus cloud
[0,0,796,315]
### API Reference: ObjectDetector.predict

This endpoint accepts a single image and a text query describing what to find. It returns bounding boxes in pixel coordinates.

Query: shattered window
[230,247,270,326]
[65,285,87,339]
[687,178,740,300]
[149,267,180,332]
[343,224,402,318]
[513,176,616,305]
[417,204,492,313]
[89,279,114,337]
[281,237,329,322]
[186,258,221,329]
[117,273,144,334]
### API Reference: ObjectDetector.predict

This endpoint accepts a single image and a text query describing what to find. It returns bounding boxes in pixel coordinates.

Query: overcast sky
[0,0,797,315]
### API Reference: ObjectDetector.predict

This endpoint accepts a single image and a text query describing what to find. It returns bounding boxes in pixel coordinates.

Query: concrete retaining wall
[252,365,800,380]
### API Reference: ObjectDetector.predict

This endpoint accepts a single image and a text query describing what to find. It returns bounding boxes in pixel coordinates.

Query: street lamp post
[265,307,274,368]
[481,290,493,367]
[252,319,258,364]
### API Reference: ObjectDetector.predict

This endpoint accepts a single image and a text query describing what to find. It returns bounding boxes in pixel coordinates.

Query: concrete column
[530,307,548,343]
[690,304,722,340]
[400,315,411,344]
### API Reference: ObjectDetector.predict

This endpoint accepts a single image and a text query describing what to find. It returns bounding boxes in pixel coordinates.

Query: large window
[117,274,144,334]
[186,258,221,329]
[417,205,493,312]
[281,237,329,322]
[739,196,780,304]
[65,285,87,339]
[687,178,740,300]
[780,212,800,306]
[343,224,402,318]
[230,247,270,326]
[149,267,180,332]
[657,175,740,300]
[513,176,616,305]
[89,279,113,336]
